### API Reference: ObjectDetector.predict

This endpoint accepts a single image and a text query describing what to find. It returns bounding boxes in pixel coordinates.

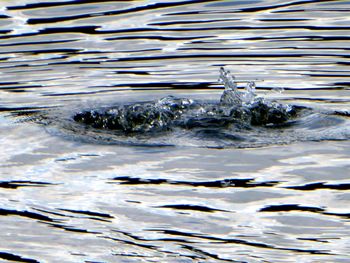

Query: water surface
[1,1,350,262]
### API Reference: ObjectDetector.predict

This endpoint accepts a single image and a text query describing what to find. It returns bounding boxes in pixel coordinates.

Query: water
[37,67,349,148]
[1,0,350,262]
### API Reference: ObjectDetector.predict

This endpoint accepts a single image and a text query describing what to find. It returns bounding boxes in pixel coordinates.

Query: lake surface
[1,0,350,262]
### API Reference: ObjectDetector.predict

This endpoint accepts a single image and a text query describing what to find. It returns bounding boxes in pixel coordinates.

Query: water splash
[242,81,257,105]
[72,68,301,135]
[219,67,242,106]
[30,68,350,148]
[219,67,257,106]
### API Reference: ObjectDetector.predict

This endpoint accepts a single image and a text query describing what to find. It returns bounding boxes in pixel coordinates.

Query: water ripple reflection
[1,0,350,262]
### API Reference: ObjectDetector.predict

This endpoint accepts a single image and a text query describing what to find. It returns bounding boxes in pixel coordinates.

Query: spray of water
[219,67,258,106]
[33,67,350,147]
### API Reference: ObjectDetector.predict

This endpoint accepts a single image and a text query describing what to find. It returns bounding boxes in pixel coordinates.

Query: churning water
[1,1,350,262]
[34,67,350,148]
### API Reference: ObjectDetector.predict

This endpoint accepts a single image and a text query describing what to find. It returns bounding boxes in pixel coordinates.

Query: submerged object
[73,68,304,134]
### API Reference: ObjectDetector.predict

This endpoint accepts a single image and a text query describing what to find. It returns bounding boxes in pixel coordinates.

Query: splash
[73,68,300,134]
[219,67,257,106]
[34,67,349,148]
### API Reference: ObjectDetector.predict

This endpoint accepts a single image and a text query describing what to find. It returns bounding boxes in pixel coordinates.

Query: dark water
[1,1,350,262]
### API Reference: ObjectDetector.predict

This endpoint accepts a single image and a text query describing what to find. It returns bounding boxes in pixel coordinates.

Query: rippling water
[1,1,350,262]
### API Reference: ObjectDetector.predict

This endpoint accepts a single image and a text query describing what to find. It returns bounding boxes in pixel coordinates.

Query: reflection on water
[0,0,350,262]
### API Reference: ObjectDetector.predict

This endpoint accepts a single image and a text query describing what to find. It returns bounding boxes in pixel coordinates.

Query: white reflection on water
[0,0,350,262]
[1,112,350,261]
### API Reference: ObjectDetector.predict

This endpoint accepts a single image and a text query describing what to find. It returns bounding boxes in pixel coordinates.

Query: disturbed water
[35,67,350,148]
[1,0,350,262]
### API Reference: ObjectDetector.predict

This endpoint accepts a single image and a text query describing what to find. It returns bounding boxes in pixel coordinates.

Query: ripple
[1,0,350,262]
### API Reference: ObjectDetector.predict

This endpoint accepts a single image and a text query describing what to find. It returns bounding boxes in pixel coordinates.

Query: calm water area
[0,1,350,262]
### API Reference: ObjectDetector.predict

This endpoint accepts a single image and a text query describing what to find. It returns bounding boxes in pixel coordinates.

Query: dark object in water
[73,98,302,134]
[35,68,349,148]
[73,96,195,133]
[73,68,304,135]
